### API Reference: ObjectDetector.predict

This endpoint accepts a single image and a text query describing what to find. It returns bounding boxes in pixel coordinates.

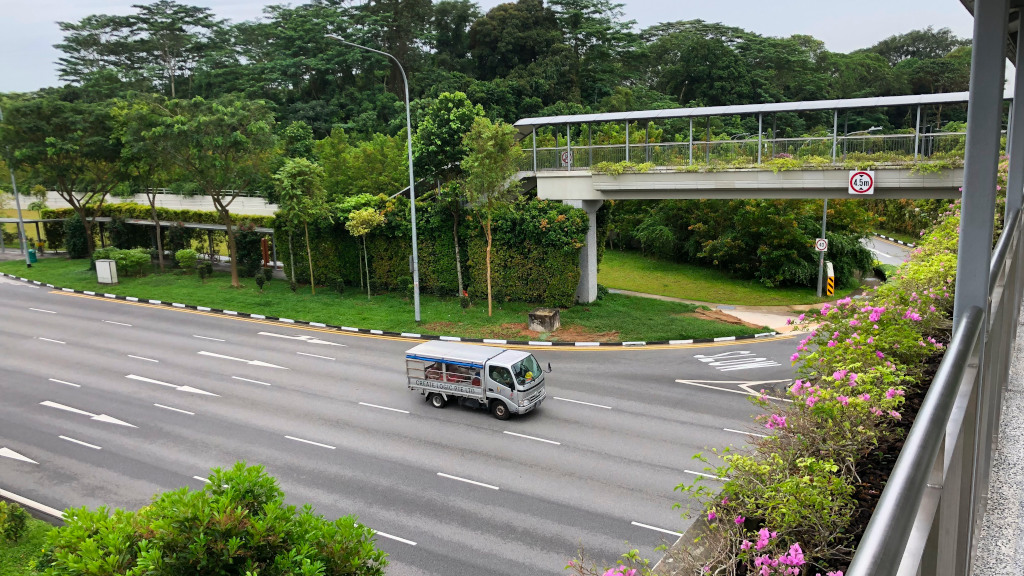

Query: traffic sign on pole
[848,170,875,195]
[814,238,828,252]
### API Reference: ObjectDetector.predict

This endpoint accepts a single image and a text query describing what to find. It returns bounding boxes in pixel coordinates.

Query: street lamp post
[0,105,31,267]
[327,35,420,322]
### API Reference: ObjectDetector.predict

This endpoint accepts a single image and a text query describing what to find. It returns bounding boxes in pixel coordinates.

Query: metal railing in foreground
[846,208,1023,576]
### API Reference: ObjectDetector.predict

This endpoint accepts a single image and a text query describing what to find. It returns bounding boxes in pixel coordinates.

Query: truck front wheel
[491,401,510,420]
[430,393,447,409]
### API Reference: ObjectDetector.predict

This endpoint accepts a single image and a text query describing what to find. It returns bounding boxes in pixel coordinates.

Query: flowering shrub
[668,205,960,575]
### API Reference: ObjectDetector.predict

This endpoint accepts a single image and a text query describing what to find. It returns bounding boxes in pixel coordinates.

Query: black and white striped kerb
[0,272,778,348]
[873,233,916,248]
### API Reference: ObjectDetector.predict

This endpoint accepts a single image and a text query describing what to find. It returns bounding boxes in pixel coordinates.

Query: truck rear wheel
[430,393,447,409]
[491,401,510,420]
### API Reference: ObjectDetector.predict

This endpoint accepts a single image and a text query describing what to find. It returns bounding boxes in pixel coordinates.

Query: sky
[0,0,980,93]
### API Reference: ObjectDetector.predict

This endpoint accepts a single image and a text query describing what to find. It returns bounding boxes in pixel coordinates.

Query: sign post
[816,199,828,298]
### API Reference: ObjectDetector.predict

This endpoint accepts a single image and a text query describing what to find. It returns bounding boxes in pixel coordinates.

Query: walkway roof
[513,91,1014,136]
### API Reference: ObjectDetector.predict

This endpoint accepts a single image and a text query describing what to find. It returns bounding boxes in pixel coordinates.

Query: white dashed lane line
[724,428,770,438]
[685,469,731,481]
[193,335,225,342]
[297,352,335,360]
[285,435,336,450]
[49,378,81,388]
[103,320,132,326]
[631,521,683,537]
[359,402,409,414]
[553,396,612,409]
[233,376,271,386]
[127,355,159,363]
[155,404,195,415]
[437,472,499,490]
[36,337,65,345]
[29,308,56,314]
[59,436,101,450]
[503,431,560,445]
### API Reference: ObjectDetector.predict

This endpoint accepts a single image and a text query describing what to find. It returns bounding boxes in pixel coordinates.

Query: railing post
[706,117,711,164]
[532,128,537,172]
[954,0,1008,328]
[625,122,630,162]
[831,109,838,162]
[566,124,572,171]
[914,105,922,160]
[645,123,650,163]
[588,124,593,168]
[757,113,763,164]
[688,118,693,165]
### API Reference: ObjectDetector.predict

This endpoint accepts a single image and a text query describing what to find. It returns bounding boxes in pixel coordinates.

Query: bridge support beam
[565,199,603,303]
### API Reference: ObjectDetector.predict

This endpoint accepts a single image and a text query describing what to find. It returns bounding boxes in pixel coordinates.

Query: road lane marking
[359,402,409,414]
[40,400,137,427]
[553,396,612,409]
[155,404,194,415]
[631,521,683,537]
[128,355,159,363]
[53,291,799,351]
[29,308,56,314]
[126,374,220,396]
[372,530,417,546]
[103,320,132,326]
[724,428,770,438]
[37,337,65,344]
[675,380,793,403]
[193,335,225,342]
[199,350,288,369]
[0,489,63,519]
[59,436,101,450]
[503,431,560,445]
[297,352,334,360]
[694,350,781,371]
[0,447,38,464]
[233,376,271,386]
[685,469,731,481]
[193,476,210,483]
[437,472,499,490]
[49,378,81,388]
[285,435,336,450]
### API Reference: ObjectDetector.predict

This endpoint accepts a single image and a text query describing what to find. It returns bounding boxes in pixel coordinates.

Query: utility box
[528,308,561,332]
[96,259,118,285]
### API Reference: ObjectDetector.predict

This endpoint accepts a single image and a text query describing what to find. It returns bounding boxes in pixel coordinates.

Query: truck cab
[405,341,547,420]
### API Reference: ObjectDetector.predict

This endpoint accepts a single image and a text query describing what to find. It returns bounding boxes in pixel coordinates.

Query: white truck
[405,341,547,420]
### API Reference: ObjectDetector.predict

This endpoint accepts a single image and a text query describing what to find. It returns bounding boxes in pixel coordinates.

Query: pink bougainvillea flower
[838,395,849,406]
[741,540,752,550]
[876,351,885,358]
[832,370,847,382]
[790,352,800,362]
[860,393,871,401]
[735,515,745,525]
[707,511,716,521]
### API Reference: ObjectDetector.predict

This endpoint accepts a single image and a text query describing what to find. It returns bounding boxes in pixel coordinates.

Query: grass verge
[874,229,919,245]
[0,516,51,576]
[598,249,856,306]
[0,258,766,342]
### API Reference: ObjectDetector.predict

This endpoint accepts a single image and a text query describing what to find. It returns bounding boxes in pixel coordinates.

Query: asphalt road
[0,275,800,575]
[861,236,913,266]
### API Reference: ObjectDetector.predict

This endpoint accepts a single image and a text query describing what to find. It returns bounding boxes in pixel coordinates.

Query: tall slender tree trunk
[363,236,371,299]
[485,215,493,317]
[453,215,464,297]
[304,221,315,295]
[149,195,165,272]
[288,232,296,284]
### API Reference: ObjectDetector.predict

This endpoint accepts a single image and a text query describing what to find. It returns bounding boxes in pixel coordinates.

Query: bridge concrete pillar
[565,199,603,303]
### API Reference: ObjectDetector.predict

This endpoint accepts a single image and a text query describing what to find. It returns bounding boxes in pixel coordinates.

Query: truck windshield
[511,355,542,389]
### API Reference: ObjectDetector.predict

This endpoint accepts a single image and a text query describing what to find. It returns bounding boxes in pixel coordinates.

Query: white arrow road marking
[198,351,288,369]
[40,401,137,427]
[125,374,220,396]
[631,521,683,537]
[258,331,347,347]
[0,447,38,464]
[675,379,793,403]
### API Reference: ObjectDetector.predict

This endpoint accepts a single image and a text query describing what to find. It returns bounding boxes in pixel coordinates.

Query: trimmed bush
[91,247,151,277]
[0,500,29,543]
[63,214,89,259]
[36,462,387,576]
[175,249,198,272]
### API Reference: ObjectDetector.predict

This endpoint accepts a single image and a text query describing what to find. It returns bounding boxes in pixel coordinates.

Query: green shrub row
[91,247,153,277]
[0,500,29,543]
[676,205,959,574]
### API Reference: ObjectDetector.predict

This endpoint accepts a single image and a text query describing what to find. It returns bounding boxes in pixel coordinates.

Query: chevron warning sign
[826,276,835,297]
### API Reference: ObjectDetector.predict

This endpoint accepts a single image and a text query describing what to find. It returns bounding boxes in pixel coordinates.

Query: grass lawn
[0,516,51,576]
[598,249,857,306]
[0,258,766,342]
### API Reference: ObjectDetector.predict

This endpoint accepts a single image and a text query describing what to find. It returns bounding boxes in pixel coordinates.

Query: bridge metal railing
[519,131,969,172]
[846,208,1023,576]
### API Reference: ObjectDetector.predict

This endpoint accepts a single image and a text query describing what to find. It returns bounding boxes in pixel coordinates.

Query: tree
[275,157,329,294]
[868,26,970,66]
[469,0,561,81]
[346,207,387,298]
[0,90,122,257]
[413,91,484,182]
[315,128,407,199]
[130,0,223,98]
[37,462,388,575]
[430,0,482,74]
[462,117,525,316]
[548,0,639,102]
[147,96,276,288]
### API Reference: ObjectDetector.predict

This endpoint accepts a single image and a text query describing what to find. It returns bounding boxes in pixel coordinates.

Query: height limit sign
[848,170,875,195]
